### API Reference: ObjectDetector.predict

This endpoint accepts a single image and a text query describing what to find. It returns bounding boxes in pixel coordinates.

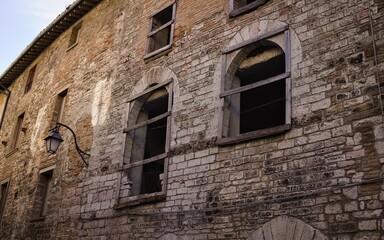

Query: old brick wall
[0,0,383,239]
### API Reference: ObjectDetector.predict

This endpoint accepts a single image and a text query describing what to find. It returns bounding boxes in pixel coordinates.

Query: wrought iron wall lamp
[44,123,90,166]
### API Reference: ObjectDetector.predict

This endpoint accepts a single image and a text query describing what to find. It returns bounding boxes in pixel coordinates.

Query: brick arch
[246,216,328,240]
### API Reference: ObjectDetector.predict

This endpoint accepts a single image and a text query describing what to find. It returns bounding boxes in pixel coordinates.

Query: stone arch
[214,19,302,96]
[246,216,328,240]
[130,66,179,100]
[126,66,179,128]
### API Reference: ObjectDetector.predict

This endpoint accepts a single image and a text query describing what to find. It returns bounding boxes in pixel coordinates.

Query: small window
[25,65,36,93]
[145,2,176,59]
[229,0,269,17]
[11,113,25,150]
[122,80,173,201]
[218,26,291,145]
[38,170,53,217]
[68,21,82,49]
[0,87,10,129]
[54,89,68,124]
[0,181,9,221]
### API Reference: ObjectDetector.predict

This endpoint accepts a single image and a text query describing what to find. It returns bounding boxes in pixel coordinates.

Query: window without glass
[229,0,269,17]
[145,2,176,59]
[0,88,10,129]
[123,80,172,198]
[218,26,291,145]
[68,21,82,49]
[54,89,68,124]
[38,170,53,217]
[11,113,25,150]
[25,65,36,93]
[0,182,9,222]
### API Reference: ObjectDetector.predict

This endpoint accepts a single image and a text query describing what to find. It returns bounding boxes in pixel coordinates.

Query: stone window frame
[67,21,82,51]
[217,25,291,145]
[229,0,270,18]
[144,1,176,60]
[0,179,10,224]
[24,65,37,93]
[31,166,55,221]
[116,79,173,208]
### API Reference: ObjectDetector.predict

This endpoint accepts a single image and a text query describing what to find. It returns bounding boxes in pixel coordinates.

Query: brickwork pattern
[0,0,383,239]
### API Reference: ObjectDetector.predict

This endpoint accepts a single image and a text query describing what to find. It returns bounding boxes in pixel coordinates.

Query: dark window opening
[25,65,36,93]
[146,3,175,57]
[0,182,8,220]
[39,170,53,217]
[0,89,10,129]
[152,7,173,31]
[68,22,82,49]
[230,0,269,17]
[52,89,68,126]
[236,46,286,133]
[12,113,25,149]
[127,86,170,196]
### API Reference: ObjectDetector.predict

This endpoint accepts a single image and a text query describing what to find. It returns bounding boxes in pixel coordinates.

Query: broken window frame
[144,1,176,59]
[218,25,291,145]
[229,0,270,18]
[0,180,9,224]
[120,79,173,205]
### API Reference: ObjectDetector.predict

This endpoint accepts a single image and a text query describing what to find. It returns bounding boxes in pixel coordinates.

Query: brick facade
[0,0,384,239]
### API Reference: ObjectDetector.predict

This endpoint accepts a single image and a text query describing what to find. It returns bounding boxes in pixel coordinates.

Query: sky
[0,0,75,75]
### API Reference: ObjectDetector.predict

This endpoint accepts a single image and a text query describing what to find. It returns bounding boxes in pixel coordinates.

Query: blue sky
[0,0,75,75]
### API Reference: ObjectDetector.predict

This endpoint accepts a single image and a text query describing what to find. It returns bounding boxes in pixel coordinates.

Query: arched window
[123,80,172,198]
[219,26,291,144]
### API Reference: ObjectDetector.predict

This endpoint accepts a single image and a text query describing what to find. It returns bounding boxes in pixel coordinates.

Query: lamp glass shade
[44,129,64,154]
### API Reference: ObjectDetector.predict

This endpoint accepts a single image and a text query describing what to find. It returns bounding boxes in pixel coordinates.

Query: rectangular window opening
[68,21,82,49]
[12,113,25,150]
[0,88,10,129]
[230,0,268,17]
[0,182,8,221]
[39,170,53,217]
[25,65,36,93]
[145,3,175,58]
[52,89,68,126]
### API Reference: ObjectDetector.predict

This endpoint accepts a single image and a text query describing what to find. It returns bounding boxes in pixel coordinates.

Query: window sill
[144,45,172,61]
[229,0,268,18]
[30,216,46,222]
[66,42,78,52]
[113,192,166,209]
[5,148,19,158]
[217,124,291,145]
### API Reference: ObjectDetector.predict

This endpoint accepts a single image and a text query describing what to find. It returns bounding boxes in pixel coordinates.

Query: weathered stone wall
[0,0,383,239]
